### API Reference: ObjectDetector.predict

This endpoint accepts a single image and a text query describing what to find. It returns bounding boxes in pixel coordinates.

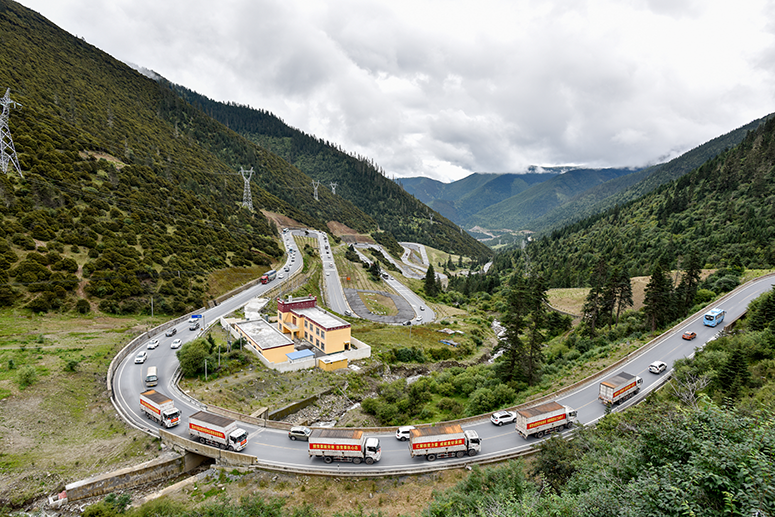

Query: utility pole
[0,88,23,179]
[240,167,254,211]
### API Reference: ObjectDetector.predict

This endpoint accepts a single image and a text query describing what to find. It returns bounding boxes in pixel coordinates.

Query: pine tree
[643,262,673,332]
[676,250,702,316]
[424,264,438,297]
[612,268,633,325]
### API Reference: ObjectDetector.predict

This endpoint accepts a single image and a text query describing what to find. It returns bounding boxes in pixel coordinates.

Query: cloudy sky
[20,0,775,182]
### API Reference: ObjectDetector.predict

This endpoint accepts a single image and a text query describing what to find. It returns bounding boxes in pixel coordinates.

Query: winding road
[113,252,774,474]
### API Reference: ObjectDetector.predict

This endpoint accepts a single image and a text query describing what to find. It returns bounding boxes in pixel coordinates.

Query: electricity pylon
[0,88,23,179]
[241,167,254,211]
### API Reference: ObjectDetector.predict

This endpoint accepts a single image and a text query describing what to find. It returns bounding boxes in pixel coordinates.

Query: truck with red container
[409,424,481,461]
[514,401,577,439]
[139,389,181,428]
[308,429,381,464]
[188,411,249,451]
[260,270,277,284]
[598,372,643,405]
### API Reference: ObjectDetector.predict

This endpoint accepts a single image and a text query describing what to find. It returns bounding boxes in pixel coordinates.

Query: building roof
[235,319,293,350]
[294,306,350,331]
[286,349,315,361]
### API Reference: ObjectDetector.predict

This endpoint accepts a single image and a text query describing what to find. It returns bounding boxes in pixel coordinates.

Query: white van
[145,366,158,387]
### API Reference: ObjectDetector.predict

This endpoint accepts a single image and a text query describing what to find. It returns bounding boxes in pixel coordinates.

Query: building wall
[301,318,350,354]
[261,344,295,364]
[318,357,348,371]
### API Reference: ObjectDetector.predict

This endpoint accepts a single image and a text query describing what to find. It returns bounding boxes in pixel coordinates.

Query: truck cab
[464,430,481,454]
[229,428,249,451]
[364,437,382,463]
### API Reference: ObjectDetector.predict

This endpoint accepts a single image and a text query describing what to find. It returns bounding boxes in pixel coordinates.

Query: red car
[682,331,697,340]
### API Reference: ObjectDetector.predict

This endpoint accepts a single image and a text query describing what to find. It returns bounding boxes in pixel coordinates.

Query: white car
[170,339,182,349]
[395,426,416,441]
[278,273,284,279]
[649,361,667,374]
[490,410,517,426]
[146,339,159,350]
[134,351,148,364]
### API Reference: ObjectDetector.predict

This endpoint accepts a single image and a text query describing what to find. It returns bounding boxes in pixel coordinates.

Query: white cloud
[19,0,775,181]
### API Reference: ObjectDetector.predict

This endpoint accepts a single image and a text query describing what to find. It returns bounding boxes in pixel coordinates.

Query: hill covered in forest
[0,0,454,315]
[169,85,493,260]
[492,113,775,287]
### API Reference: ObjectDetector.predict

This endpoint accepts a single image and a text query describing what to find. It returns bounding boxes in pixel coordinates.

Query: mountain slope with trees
[0,0,389,314]
[170,85,493,259]
[498,113,775,288]
[525,114,771,235]
[464,167,640,230]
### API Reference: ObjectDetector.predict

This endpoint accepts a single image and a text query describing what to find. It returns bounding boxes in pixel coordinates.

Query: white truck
[515,401,577,439]
[598,372,643,405]
[139,390,181,428]
[409,424,481,461]
[188,411,249,451]
[308,429,382,464]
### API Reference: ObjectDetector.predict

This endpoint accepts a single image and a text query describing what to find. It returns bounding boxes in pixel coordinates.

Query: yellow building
[277,295,351,355]
[234,318,295,364]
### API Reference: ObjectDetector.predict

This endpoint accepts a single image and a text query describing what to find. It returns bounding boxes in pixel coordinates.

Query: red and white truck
[140,390,181,428]
[515,401,577,439]
[308,429,382,464]
[188,411,249,452]
[598,372,643,405]
[409,424,481,461]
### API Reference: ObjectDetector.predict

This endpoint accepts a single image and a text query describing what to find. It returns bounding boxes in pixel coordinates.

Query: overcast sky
[19,0,775,182]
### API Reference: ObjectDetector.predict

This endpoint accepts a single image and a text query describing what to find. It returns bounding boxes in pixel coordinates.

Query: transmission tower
[312,180,321,201]
[329,182,338,195]
[240,167,254,211]
[0,88,23,179]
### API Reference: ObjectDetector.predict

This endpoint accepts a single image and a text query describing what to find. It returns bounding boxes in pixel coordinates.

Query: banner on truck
[526,413,566,429]
[310,443,361,451]
[412,438,465,450]
[190,423,225,439]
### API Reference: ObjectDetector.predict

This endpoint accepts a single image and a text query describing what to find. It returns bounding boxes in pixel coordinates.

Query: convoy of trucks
[139,390,181,428]
[409,424,481,461]
[188,411,249,451]
[598,372,643,405]
[515,401,577,439]
[308,429,382,464]
[260,269,277,284]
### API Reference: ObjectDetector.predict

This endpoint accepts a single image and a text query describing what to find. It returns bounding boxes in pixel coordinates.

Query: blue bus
[703,308,726,327]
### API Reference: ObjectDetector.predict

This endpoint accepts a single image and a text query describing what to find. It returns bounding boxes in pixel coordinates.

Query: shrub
[18,366,37,389]
[76,299,90,314]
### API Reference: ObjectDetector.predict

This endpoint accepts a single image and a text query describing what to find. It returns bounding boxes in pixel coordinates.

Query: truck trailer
[308,429,381,464]
[515,401,577,439]
[409,424,481,461]
[139,390,180,428]
[188,411,249,451]
[598,372,643,405]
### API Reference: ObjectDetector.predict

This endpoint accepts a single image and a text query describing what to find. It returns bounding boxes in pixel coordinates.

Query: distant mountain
[497,113,775,287]
[525,115,772,235]
[397,171,560,226]
[463,167,640,230]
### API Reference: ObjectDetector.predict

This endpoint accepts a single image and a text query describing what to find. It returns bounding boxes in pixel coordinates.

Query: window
[321,331,325,339]
[292,316,297,325]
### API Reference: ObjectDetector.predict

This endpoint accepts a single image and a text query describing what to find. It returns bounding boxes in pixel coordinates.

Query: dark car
[165,327,177,337]
[288,426,312,441]
[682,331,697,340]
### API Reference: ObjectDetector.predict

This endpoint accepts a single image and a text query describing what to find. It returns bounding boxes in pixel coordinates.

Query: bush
[18,366,37,389]
[76,299,91,314]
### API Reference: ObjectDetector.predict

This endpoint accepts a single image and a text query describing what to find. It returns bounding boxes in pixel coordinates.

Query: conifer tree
[644,262,674,331]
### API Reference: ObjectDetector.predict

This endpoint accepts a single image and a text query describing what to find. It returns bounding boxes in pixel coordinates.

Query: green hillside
[0,0,381,314]
[464,167,639,230]
[507,115,775,287]
[525,115,771,235]
[170,85,493,259]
